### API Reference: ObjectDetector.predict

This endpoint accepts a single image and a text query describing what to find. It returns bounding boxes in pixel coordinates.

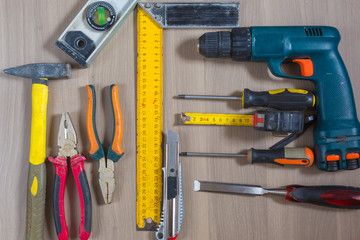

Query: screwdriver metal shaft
[177,94,241,101]
[180,152,246,158]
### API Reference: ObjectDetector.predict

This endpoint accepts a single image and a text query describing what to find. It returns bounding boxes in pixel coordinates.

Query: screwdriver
[177,88,315,111]
[194,181,360,209]
[180,147,314,167]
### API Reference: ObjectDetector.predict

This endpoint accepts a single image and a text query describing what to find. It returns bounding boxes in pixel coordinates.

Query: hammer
[3,63,71,240]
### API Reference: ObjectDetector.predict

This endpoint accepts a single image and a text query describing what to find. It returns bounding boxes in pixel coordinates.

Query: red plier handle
[71,154,92,240]
[49,154,92,240]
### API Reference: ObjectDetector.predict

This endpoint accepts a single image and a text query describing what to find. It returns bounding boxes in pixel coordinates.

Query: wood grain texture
[0,0,360,239]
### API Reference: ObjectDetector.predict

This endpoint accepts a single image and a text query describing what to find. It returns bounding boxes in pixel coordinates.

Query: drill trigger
[292,59,314,77]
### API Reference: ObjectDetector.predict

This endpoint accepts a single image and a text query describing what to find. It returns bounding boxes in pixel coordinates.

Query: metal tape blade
[181,112,255,126]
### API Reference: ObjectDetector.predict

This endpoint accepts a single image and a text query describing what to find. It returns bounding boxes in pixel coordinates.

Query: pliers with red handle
[49,112,92,240]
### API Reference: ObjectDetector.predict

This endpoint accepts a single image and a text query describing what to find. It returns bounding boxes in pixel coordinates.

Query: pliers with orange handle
[86,84,124,204]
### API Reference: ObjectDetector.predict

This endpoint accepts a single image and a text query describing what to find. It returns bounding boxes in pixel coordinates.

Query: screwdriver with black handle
[180,147,314,167]
[178,88,315,111]
[194,181,360,209]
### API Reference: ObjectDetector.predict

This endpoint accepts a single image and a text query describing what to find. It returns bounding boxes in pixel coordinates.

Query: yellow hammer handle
[26,79,48,240]
[29,80,48,165]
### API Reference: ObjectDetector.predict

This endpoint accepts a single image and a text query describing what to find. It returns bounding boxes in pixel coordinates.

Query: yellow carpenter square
[181,113,255,126]
[136,6,163,230]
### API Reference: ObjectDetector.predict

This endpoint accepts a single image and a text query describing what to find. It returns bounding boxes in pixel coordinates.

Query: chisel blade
[194,180,267,196]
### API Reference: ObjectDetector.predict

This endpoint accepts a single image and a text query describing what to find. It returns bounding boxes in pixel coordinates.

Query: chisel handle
[243,88,315,110]
[286,185,360,209]
[26,79,48,240]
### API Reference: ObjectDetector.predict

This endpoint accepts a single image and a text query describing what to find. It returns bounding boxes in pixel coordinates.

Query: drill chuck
[198,27,252,61]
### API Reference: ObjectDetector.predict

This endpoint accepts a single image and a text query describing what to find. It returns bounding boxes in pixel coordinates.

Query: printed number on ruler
[136,6,163,230]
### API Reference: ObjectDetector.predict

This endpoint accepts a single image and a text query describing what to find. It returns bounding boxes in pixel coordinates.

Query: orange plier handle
[86,84,124,162]
[107,84,124,161]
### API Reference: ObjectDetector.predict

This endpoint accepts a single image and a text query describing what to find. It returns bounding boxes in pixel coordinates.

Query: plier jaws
[57,112,77,157]
[99,158,115,204]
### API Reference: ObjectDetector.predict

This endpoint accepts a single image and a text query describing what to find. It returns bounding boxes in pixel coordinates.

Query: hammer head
[3,63,71,79]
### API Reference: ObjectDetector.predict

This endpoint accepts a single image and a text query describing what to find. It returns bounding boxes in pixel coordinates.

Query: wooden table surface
[1,0,360,239]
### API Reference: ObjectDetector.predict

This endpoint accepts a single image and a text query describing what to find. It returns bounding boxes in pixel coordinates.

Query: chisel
[194,181,360,209]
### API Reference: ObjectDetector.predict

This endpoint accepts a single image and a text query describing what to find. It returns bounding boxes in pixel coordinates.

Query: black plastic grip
[167,176,178,199]
[78,171,92,234]
[243,88,314,110]
[53,174,63,236]
[249,148,284,164]
[286,185,360,209]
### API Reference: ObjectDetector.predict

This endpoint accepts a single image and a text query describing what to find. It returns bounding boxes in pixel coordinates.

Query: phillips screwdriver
[180,147,314,167]
[194,181,360,209]
[177,88,315,111]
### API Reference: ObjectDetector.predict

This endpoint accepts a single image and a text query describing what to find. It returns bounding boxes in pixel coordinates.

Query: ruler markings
[136,6,163,230]
[182,113,255,126]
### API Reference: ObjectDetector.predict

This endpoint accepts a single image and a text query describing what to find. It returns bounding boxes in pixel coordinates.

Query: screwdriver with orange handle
[180,147,314,167]
[86,84,124,204]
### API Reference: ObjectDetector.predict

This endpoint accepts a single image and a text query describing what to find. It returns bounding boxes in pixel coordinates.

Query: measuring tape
[181,112,262,127]
[136,6,163,230]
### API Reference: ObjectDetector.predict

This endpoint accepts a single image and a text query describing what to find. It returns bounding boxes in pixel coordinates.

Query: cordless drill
[197,26,360,171]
